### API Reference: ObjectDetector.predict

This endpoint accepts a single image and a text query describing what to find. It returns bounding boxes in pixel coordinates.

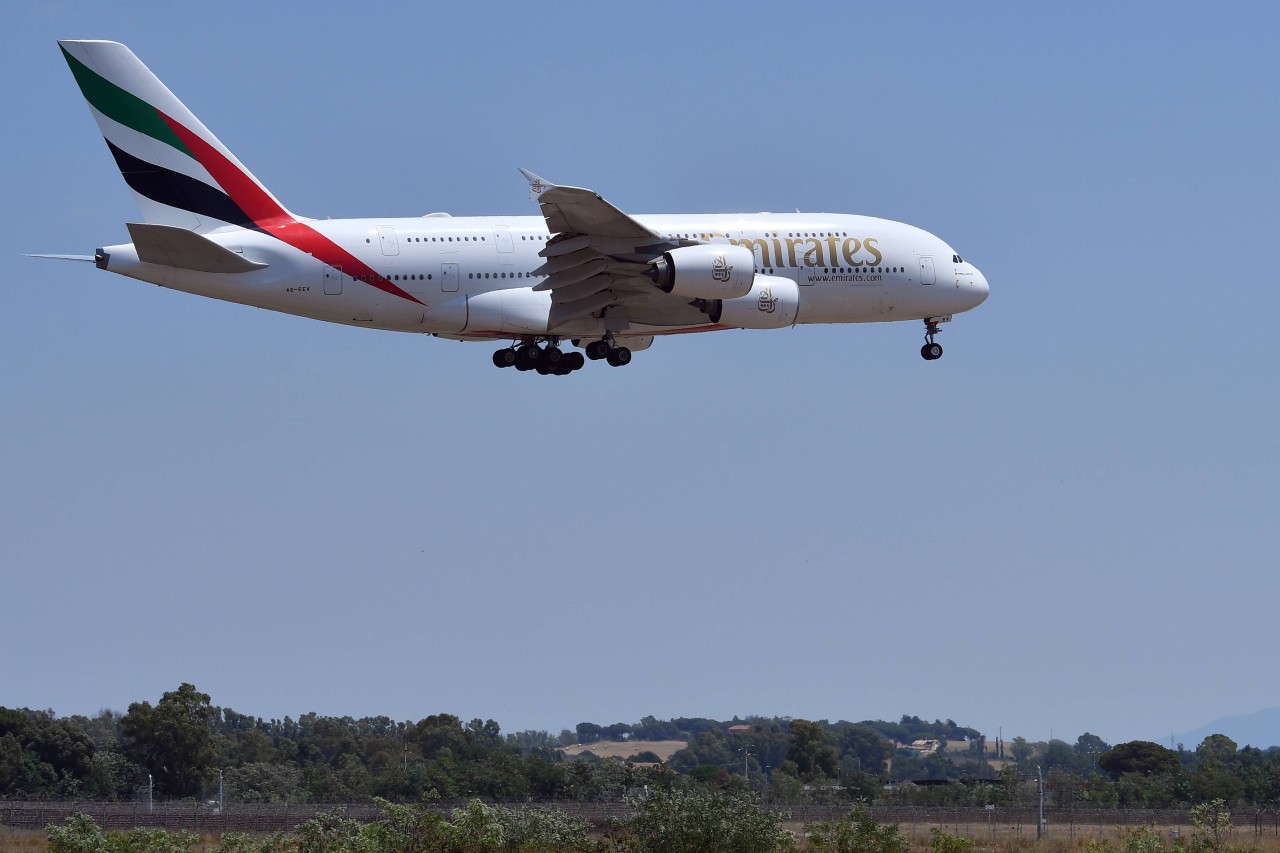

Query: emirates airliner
[44,40,989,375]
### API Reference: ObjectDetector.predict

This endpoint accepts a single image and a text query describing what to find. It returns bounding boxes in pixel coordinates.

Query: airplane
[43,40,989,376]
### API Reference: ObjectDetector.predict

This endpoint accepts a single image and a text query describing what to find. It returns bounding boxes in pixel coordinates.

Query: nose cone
[967,267,990,309]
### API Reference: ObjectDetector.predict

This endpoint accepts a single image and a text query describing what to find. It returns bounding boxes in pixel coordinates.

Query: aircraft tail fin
[58,40,296,234]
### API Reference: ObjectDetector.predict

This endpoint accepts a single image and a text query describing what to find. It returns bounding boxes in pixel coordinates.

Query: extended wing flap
[126,222,267,273]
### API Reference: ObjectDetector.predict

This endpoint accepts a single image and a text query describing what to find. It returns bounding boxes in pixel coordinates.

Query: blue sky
[3,1,1277,748]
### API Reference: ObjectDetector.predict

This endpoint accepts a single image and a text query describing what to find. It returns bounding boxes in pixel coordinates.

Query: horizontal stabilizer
[126,222,267,273]
[27,253,95,262]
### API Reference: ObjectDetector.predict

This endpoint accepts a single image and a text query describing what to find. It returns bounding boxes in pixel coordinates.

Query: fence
[2,802,1278,839]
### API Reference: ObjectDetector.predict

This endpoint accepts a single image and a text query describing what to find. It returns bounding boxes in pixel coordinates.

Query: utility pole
[147,773,153,813]
[218,769,224,813]
[1036,765,1044,841]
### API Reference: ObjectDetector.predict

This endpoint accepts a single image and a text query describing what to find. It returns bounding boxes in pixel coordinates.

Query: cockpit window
[952,254,964,263]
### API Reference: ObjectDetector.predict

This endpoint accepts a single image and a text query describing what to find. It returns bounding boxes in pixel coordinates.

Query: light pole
[218,769,224,813]
[1036,765,1044,841]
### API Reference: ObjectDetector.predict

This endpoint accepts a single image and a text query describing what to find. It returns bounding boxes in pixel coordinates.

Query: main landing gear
[491,338,629,375]
[583,338,631,367]
[920,319,944,361]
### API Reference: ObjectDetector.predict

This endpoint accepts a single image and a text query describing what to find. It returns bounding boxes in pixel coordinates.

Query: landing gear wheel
[606,347,632,367]
[564,352,585,372]
[585,340,611,360]
[492,348,517,368]
[542,346,563,367]
[515,343,541,370]
[921,319,944,361]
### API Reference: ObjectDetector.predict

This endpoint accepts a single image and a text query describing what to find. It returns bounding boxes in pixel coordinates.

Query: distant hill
[1171,708,1280,749]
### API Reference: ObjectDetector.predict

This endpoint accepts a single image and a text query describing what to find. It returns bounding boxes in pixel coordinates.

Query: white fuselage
[99,212,989,342]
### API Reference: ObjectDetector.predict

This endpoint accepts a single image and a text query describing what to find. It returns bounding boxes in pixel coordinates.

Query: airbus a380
[45,40,989,375]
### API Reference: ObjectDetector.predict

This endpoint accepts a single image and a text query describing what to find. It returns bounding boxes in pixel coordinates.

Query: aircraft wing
[519,169,710,334]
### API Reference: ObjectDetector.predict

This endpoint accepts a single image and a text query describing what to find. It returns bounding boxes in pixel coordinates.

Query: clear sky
[3,1,1277,749]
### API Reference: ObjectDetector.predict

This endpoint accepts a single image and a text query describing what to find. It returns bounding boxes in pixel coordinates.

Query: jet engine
[704,274,799,329]
[649,244,755,300]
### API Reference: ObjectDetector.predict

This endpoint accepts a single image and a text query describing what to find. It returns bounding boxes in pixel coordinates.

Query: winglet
[518,168,556,202]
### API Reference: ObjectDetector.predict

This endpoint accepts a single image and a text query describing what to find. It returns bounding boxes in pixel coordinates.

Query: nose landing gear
[920,319,944,361]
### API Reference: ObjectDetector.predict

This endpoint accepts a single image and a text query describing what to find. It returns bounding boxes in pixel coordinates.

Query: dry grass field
[557,739,687,761]
[5,824,1280,853]
[0,829,46,853]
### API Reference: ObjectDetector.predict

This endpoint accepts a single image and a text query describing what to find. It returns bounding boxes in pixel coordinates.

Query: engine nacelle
[649,244,755,300]
[706,274,799,329]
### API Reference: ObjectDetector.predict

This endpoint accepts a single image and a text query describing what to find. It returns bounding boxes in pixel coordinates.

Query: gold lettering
[770,235,783,268]
[785,238,802,267]
[804,239,824,267]
[842,237,862,267]
[825,234,840,265]
[865,237,883,266]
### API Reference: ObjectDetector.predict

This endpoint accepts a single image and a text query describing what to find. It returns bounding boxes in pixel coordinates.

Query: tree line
[3,684,1279,808]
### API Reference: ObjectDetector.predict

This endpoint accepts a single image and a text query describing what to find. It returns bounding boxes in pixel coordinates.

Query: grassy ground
[5,820,1280,853]
[0,828,45,853]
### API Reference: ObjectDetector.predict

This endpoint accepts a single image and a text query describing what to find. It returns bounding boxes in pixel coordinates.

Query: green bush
[805,805,909,853]
[47,815,197,853]
[47,814,112,853]
[927,828,973,853]
[623,790,793,853]
[447,799,597,853]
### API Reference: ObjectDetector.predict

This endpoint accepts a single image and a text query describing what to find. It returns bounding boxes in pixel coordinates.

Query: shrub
[806,805,909,853]
[623,790,793,853]
[47,816,197,853]
[928,828,974,853]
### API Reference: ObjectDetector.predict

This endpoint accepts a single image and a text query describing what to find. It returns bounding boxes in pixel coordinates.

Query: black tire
[922,343,943,360]
[535,363,555,375]
[543,347,563,365]
[607,347,632,367]
[492,348,516,368]
[565,352,585,371]
[585,340,610,360]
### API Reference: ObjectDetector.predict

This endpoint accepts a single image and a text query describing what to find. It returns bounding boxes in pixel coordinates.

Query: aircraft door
[918,255,935,285]
[323,265,343,295]
[440,262,459,292]
[492,225,515,265]
[377,226,399,256]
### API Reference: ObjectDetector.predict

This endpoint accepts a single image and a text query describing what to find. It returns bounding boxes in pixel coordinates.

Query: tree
[1042,739,1081,773]
[121,683,218,797]
[1099,741,1181,780]
[0,708,99,797]
[1193,735,1244,805]
[838,726,895,776]
[787,719,838,781]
